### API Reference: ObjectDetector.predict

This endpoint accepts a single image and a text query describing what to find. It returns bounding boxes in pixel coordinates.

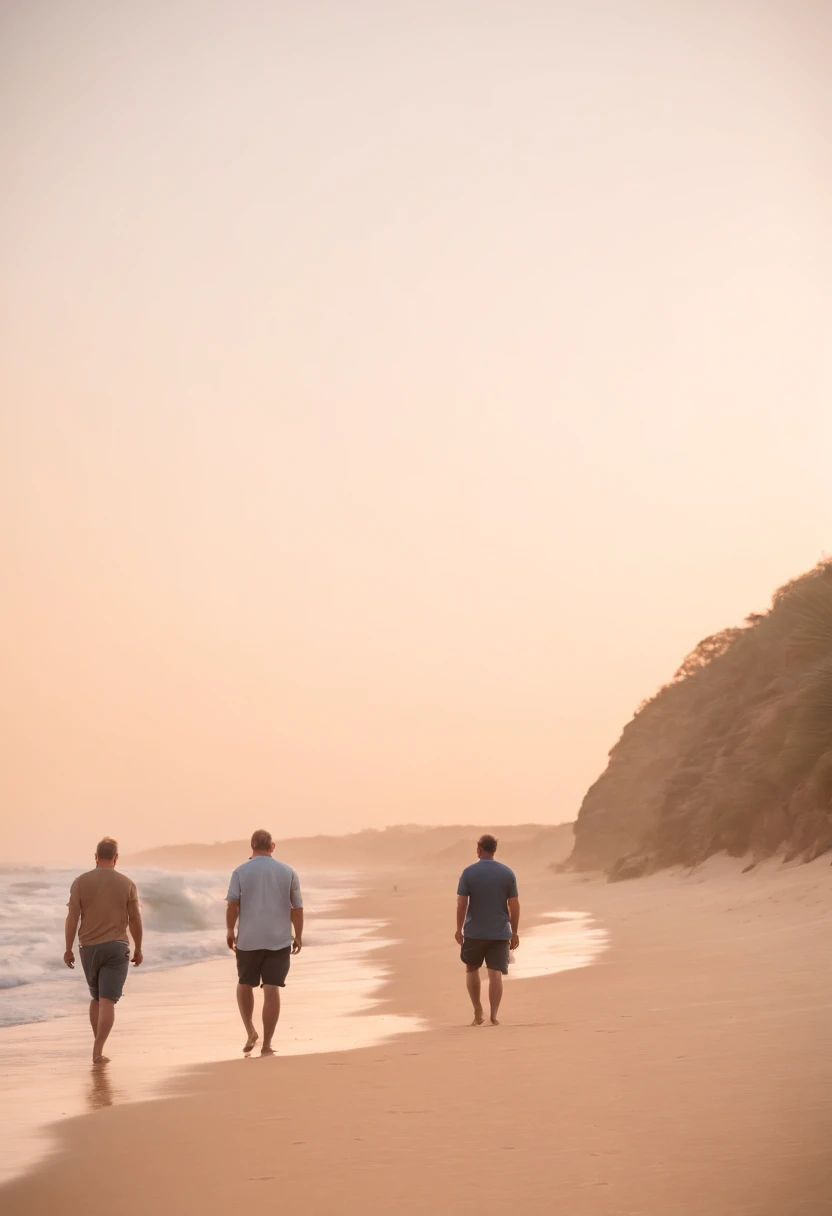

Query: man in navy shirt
[455,834,520,1025]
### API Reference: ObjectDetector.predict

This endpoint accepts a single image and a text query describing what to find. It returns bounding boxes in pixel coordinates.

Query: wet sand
[3,860,831,1214]
[0,914,423,1182]
[0,878,601,1186]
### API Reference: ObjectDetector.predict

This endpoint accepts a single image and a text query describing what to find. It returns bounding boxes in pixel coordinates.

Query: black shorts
[80,940,131,1002]
[460,938,510,974]
[236,946,291,988]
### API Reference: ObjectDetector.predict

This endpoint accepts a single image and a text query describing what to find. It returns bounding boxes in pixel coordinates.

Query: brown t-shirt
[68,868,141,948]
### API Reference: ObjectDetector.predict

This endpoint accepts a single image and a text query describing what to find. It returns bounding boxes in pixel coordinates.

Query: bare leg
[466,967,485,1025]
[89,1000,99,1037]
[236,984,259,1053]
[261,985,280,1055]
[92,998,115,1062]
[487,969,503,1025]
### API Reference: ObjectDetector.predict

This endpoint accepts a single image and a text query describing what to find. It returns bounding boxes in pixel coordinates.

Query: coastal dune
[3,857,831,1215]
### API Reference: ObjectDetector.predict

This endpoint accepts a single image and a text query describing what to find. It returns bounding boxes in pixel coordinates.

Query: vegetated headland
[570,560,832,879]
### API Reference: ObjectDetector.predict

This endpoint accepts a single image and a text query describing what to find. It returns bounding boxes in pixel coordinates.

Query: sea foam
[0,865,344,1026]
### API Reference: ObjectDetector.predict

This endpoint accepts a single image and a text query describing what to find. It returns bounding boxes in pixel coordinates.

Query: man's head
[476,834,498,858]
[95,837,119,867]
[250,829,275,856]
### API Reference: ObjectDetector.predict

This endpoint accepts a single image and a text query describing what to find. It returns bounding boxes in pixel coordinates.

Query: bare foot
[260,1044,276,1057]
[92,1054,111,1065]
[490,1017,500,1026]
[243,1031,259,1055]
[471,1009,485,1026]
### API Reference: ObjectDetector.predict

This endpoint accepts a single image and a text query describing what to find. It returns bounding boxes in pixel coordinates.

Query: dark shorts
[236,946,292,988]
[80,940,131,1002]
[460,938,510,974]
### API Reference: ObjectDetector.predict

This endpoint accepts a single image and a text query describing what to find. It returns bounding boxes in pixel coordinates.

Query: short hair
[250,829,273,851]
[478,834,498,854]
[96,837,119,861]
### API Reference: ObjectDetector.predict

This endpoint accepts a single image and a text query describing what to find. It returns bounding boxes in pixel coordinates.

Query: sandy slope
[4,858,831,1215]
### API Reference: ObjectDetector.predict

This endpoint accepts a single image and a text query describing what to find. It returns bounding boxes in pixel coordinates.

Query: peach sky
[1,1,831,861]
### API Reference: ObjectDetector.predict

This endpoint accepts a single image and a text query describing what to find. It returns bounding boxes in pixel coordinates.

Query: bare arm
[455,895,468,944]
[125,883,143,965]
[64,879,81,968]
[291,907,304,954]
[508,896,520,950]
[129,911,144,965]
[226,900,240,951]
[64,908,80,968]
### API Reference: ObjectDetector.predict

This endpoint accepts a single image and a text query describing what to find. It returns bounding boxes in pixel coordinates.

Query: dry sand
[3,858,831,1215]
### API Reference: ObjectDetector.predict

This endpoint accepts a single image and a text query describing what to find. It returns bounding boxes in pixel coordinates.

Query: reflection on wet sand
[509,911,607,981]
[87,1065,115,1112]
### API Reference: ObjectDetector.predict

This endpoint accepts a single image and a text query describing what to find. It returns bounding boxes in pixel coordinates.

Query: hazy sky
[2,1,830,861]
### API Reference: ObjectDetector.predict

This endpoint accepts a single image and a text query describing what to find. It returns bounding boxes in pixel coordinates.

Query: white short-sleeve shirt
[226,856,303,951]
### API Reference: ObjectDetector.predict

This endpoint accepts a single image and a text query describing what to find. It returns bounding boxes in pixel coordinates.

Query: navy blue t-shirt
[457,859,519,941]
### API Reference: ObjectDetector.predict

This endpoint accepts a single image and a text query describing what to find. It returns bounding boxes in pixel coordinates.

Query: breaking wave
[0,866,344,1027]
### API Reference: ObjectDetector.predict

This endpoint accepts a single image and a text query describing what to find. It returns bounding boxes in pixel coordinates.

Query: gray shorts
[460,938,511,974]
[236,946,291,988]
[80,940,131,1002]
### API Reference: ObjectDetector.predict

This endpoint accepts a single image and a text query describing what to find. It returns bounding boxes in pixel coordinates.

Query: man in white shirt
[226,829,303,1056]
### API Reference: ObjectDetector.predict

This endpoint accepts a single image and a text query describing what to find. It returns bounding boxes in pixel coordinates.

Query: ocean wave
[0,868,228,993]
[0,865,349,1027]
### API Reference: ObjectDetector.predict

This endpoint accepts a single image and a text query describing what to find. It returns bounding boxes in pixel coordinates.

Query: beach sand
[0,913,423,1183]
[3,859,831,1215]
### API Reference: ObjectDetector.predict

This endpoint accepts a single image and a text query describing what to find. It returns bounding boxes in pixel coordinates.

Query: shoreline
[0,865,600,1185]
[0,865,360,1031]
[0,882,417,1183]
[3,859,832,1214]
[0,868,604,1187]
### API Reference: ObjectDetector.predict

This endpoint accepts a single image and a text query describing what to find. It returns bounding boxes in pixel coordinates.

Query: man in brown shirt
[64,837,143,1063]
